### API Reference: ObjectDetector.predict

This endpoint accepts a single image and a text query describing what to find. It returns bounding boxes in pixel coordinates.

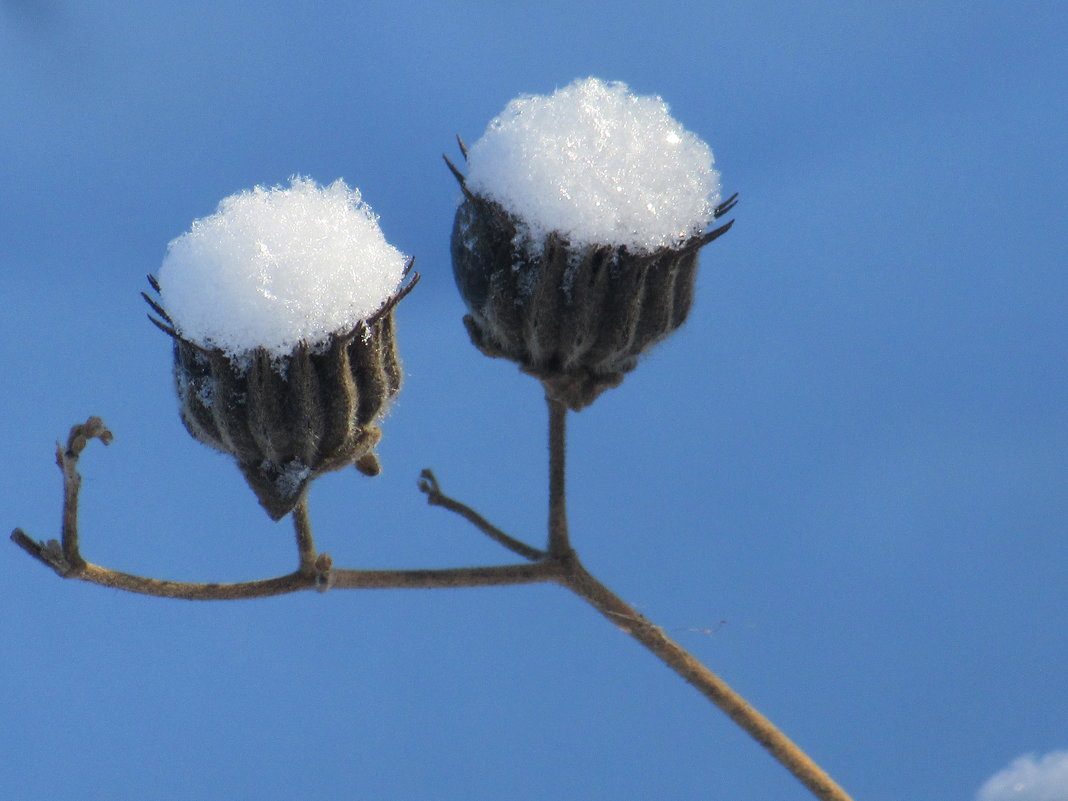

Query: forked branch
[11,417,562,600]
[414,396,855,801]
[11,415,853,801]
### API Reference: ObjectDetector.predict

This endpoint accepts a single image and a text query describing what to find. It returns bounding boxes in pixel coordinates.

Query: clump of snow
[977,751,1068,801]
[464,77,721,254]
[159,176,407,359]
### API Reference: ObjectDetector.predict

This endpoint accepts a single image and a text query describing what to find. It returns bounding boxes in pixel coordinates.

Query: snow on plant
[464,77,721,253]
[158,176,408,359]
[147,176,415,519]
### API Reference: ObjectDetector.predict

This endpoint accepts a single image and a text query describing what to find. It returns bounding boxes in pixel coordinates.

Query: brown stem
[419,468,545,561]
[59,416,112,570]
[8,537,564,599]
[292,497,318,573]
[11,418,564,601]
[543,400,850,800]
[546,396,571,558]
[423,430,854,801]
[12,417,854,800]
[557,555,853,801]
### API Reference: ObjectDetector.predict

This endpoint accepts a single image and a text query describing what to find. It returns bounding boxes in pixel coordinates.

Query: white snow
[464,77,721,254]
[264,459,313,499]
[977,751,1068,801]
[159,176,407,359]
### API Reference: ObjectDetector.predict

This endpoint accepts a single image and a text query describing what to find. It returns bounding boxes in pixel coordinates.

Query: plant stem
[547,396,572,558]
[540,403,854,801]
[12,416,854,800]
[419,469,545,561]
[559,558,853,801]
[292,497,318,573]
[10,417,564,601]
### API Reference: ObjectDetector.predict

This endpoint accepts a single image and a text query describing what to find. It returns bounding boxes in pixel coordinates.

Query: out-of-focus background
[3,2,1065,799]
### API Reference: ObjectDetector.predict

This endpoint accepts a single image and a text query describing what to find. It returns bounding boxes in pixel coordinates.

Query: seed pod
[145,274,414,520]
[449,166,736,410]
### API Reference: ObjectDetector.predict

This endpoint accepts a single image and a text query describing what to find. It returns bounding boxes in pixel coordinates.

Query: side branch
[418,469,545,561]
[8,548,562,600]
[11,419,564,601]
[59,416,113,569]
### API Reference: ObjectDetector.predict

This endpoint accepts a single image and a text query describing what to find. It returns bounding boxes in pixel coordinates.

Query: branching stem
[11,416,853,801]
[537,397,853,801]
[10,419,561,600]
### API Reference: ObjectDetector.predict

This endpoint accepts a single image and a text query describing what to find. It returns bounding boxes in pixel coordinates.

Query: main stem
[545,396,853,801]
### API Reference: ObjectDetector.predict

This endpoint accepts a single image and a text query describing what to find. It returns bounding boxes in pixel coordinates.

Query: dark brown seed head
[450,186,736,411]
[148,275,414,520]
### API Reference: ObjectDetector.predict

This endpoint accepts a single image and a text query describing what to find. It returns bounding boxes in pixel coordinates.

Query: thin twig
[332,561,563,590]
[421,412,855,801]
[418,469,545,561]
[12,417,854,800]
[7,550,563,600]
[422,486,853,801]
[58,416,112,570]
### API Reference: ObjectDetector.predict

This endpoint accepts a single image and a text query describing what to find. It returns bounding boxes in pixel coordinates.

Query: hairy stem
[292,497,317,573]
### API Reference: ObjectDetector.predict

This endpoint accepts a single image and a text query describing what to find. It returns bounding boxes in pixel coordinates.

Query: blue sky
[2,2,1066,799]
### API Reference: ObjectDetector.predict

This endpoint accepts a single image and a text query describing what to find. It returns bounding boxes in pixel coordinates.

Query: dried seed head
[448,79,735,410]
[148,280,412,520]
[450,182,735,411]
[146,177,415,519]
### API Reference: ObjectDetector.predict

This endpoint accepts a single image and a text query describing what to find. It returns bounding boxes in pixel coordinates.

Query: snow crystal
[464,77,721,254]
[264,459,313,500]
[159,176,407,359]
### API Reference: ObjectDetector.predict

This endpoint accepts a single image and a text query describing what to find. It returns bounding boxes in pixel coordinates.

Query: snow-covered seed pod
[149,286,407,520]
[451,191,735,410]
[447,78,736,411]
[147,177,414,519]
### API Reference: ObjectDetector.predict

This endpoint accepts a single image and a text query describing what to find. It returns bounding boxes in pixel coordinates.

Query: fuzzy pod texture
[450,190,734,411]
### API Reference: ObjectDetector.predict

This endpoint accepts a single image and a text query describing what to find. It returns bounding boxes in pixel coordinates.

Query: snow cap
[159,176,407,359]
[464,77,721,253]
